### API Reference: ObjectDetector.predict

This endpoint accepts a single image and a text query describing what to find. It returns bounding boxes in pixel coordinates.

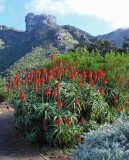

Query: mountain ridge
[97,28,129,47]
[0,13,95,73]
[0,13,129,74]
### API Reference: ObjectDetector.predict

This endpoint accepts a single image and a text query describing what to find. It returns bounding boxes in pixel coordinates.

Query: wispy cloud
[25,0,129,28]
[0,0,5,13]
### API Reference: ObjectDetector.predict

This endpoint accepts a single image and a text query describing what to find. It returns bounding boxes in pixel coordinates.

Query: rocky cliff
[25,13,57,32]
[62,25,95,44]
[0,13,96,73]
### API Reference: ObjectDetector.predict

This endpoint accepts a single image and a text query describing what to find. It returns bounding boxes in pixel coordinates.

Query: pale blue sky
[0,0,128,36]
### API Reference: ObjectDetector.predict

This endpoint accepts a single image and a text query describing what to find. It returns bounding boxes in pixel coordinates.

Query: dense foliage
[7,49,129,147]
[8,46,58,75]
[0,76,7,103]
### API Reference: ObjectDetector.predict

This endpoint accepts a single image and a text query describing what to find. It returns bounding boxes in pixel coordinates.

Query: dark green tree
[122,37,129,52]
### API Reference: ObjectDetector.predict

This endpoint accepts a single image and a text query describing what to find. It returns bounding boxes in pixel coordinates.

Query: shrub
[0,92,6,103]
[8,57,113,146]
[0,76,7,103]
[8,50,129,146]
[72,118,129,160]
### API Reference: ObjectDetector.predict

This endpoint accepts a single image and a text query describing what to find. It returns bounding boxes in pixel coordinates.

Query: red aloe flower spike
[78,78,83,85]
[15,74,20,79]
[93,72,97,80]
[25,74,31,82]
[77,135,81,143]
[103,78,108,85]
[58,59,62,65]
[24,82,27,88]
[56,116,62,126]
[53,64,59,70]
[7,86,11,91]
[20,91,25,101]
[45,87,51,95]
[90,80,95,88]
[34,77,41,85]
[63,67,68,73]
[70,65,74,70]
[58,100,63,108]
[41,75,45,83]
[68,72,72,79]
[66,116,71,125]
[35,68,41,74]
[47,72,53,81]
[52,88,57,97]
[34,85,37,92]
[30,70,34,77]
[56,69,62,77]
[88,70,93,78]
[73,69,77,75]
[63,60,68,66]
[74,98,79,105]
[55,82,60,89]
[14,77,20,86]
[97,69,105,78]
[50,54,55,61]
[81,117,85,124]
[117,75,121,82]
[81,69,87,79]
[42,67,47,73]
[99,86,104,94]
[49,68,53,74]
[76,68,79,73]
[71,73,75,79]
[127,79,129,85]
[114,97,118,103]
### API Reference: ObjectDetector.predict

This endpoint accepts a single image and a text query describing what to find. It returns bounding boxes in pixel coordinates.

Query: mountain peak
[97,28,129,47]
[25,13,57,32]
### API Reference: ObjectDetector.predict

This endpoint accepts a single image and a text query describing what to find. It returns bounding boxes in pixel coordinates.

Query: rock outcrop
[62,25,94,44]
[25,13,57,32]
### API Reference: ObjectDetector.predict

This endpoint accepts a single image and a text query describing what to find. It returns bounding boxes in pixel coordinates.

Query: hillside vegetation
[8,46,59,75]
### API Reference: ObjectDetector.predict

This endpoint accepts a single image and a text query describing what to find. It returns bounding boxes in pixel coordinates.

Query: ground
[0,103,72,160]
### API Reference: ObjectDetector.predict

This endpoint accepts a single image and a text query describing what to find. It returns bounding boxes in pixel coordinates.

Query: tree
[122,37,129,52]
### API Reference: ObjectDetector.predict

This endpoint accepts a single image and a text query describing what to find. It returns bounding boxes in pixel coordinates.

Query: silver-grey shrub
[72,119,129,160]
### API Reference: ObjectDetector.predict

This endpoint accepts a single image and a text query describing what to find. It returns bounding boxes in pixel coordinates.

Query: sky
[0,0,129,36]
